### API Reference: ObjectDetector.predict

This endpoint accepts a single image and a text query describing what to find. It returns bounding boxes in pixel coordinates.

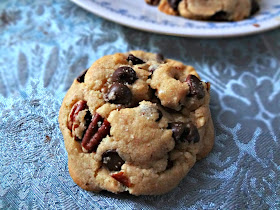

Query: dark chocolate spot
[80,110,92,141]
[127,54,145,65]
[186,75,205,99]
[107,83,132,105]
[112,66,138,84]
[185,122,200,143]
[102,150,125,171]
[77,69,88,83]
[167,0,181,11]
[170,122,185,142]
[84,110,92,128]
[170,122,200,143]
[210,11,228,21]
[250,0,260,15]
[146,0,160,6]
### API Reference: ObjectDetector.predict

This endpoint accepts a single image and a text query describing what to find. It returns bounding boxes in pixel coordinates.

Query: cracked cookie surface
[145,0,260,21]
[59,51,214,195]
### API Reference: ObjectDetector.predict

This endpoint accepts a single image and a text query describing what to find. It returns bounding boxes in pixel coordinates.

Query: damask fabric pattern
[0,0,279,209]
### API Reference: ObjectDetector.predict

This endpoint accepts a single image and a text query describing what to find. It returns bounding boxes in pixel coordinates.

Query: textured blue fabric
[0,0,280,209]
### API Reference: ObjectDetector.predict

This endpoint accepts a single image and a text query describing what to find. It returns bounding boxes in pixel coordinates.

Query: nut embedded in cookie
[81,113,111,153]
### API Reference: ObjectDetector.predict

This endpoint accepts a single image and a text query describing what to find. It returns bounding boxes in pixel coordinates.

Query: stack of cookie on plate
[145,0,260,21]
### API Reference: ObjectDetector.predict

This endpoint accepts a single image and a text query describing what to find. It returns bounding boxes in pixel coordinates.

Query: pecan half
[67,100,88,131]
[81,114,111,152]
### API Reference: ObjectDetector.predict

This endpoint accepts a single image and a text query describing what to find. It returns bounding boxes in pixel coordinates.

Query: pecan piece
[111,172,132,187]
[67,100,88,130]
[81,114,111,152]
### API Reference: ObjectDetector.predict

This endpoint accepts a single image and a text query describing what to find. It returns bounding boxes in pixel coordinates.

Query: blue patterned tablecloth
[0,0,279,209]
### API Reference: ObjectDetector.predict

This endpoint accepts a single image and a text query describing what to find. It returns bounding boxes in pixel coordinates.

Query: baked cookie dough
[59,51,215,195]
[145,0,260,21]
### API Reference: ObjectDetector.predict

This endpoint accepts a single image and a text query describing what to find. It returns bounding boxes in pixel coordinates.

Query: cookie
[145,0,260,21]
[59,51,214,195]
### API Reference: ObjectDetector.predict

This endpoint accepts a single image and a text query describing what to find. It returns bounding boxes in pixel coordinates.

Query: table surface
[0,0,279,209]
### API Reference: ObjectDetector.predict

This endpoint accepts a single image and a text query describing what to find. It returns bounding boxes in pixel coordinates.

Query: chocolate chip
[80,110,92,141]
[84,110,92,128]
[107,83,132,104]
[112,66,138,84]
[77,69,88,83]
[156,53,165,63]
[250,0,260,15]
[170,122,185,142]
[102,150,125,171]
[170,122,200,143]
[185,123,200,143]
[210,11,228,21]
[146,0,160,6]
[167,0,181,11]
[186,75,205,99]
[127,54,145,65]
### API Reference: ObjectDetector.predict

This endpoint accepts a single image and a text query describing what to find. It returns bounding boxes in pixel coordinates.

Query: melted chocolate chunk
[127,54,145,65]
[107,83,132,105]
[112,66,138,84]
[102,150,125,171]
[77,69,88,83]
[167,0,181,11]
[186,75,205,99]
[210,11,228,21]
[250,0,260,15]
[170,122,200,143]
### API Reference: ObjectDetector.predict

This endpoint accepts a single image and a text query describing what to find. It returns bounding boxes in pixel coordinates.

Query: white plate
[71,0,280,38]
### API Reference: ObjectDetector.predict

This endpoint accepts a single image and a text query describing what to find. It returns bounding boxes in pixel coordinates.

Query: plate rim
[70,0,280,38]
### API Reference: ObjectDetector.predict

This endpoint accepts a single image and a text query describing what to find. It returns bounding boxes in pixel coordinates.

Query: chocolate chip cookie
[58,51,214,195]
[145,0,260,21]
